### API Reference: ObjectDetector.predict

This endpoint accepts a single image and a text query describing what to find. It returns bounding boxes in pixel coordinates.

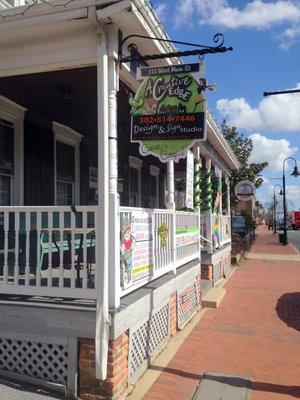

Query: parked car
[291,211,300,230]
[276,220,292,230]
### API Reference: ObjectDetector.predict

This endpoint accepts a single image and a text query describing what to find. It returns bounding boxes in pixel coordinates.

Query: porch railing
[120,207,200,296]
[0,206,98,299]
[0,205,204,300]
[220,214,231,246]
[200,212,231,252]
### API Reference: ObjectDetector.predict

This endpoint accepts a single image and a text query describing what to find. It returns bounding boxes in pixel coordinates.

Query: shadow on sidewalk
[276,292,300,332]
[149,366,300,397]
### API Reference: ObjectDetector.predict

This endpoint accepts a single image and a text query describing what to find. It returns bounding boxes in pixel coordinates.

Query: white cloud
[217,84,300,132]
[154,3,167,22]
[249,133,298,171]
[280,24,300,49]
[175,0,300,47]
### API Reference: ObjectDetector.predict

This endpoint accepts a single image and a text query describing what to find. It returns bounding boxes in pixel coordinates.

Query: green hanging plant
[201,170,213,211]
[194,158,202,208]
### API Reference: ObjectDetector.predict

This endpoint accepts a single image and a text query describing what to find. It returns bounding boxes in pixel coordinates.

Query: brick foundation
[78,272,203,400]
[201,264,213,280]
[195,273,201,305]
[78,332,129,400]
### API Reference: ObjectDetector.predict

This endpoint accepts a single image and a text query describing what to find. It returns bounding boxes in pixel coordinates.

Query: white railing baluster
[0,206,97,299]
[47,212,53,288]
[36,212,42,287]
[82,211,88,290]
[25,212,30,286]
[3,212,8,285]
[70,211,76,289]
[59,211,64,288]
[14,211,19,286]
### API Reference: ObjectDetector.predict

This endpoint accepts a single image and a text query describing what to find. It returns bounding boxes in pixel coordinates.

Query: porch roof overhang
[0,0,176,79]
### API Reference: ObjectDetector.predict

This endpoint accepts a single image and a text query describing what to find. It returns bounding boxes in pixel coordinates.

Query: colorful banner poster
[176,226,199,249]
[120,211,153,290]
[129,62,207,162]
[212,214,221,249]
[186,150,194,209]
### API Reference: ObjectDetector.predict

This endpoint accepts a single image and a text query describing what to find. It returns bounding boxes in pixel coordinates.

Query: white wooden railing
[0,206,230,301]
[220,215,231,246]
[120,207,200,296]
[200,212,210,252]
[0,206,98,299]
[200,212,231,252]
[175,211,200,266]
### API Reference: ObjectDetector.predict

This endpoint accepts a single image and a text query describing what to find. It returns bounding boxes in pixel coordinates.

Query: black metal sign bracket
[119,33,233,63]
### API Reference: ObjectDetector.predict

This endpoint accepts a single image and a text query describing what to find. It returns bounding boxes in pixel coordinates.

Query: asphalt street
[0,377,69,400]
[288,230,300,252]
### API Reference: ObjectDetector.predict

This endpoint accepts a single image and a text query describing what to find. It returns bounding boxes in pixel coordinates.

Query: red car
[291,211,300,230]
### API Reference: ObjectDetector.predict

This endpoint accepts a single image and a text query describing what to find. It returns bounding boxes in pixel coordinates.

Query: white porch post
[166,161,176,270]
[225,174,232,242]
[107,25,120,310]
[219,169,223,248]
[193,145,201,262]
[166,160,175,210]
[225,175,231,215]
[219,169,223,215]
[205,157,213,254]
[95,29,109,381]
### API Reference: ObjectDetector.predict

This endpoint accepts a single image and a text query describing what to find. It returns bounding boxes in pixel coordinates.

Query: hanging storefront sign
[129,62,207,162]
[186,150,194,209]
[234,180,256,202]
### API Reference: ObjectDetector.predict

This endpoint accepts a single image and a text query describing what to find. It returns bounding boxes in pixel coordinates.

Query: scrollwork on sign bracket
[119,33,233,63]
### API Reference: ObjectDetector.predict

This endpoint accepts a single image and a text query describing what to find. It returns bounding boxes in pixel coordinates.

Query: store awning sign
[129,62,207,162]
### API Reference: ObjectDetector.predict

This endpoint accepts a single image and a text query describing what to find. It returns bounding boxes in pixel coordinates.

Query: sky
[152,0,300,210]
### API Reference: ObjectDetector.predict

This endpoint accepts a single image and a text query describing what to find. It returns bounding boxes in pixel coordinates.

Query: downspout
[88,6,110,380]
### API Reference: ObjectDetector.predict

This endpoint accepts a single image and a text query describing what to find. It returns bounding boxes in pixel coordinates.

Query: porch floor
[0,293,96,310]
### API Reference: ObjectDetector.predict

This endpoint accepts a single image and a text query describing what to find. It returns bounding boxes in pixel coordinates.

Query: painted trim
[52,121,81,205]
[129,155,142,207]
[150,165,160,208]
[0,95,26,206]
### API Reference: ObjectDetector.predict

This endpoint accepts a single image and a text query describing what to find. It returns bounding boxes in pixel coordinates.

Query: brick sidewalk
[143,226,300,400]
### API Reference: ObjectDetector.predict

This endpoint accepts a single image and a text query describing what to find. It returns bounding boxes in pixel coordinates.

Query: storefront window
[149,165,159,208]
[56,141,75,205]
[129,156,142,207]
[0,118,14,205]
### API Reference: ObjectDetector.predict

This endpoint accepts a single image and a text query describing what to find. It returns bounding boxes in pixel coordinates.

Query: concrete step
[202,287,226,308]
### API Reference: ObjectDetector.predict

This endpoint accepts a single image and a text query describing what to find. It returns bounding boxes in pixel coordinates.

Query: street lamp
[282,157,300,245]
[273,184,283,234]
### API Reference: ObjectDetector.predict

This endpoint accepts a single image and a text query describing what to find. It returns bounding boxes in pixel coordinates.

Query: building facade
[0,1,239,399]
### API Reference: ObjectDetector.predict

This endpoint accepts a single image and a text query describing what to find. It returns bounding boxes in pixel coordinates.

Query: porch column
[166,160,175,210]
[205,157,213,254]
[166,161,176,270]
[217,167,223,248]
[95,29,109,381]
[219,169,223,215]
[193,145,201,211]
[107,25,120,310]
[225,174,231,215]
[193,144,202,263]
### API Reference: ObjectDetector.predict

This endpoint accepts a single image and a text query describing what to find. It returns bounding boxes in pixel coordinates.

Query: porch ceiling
[0,0,176,78]
[0,67,97,138]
